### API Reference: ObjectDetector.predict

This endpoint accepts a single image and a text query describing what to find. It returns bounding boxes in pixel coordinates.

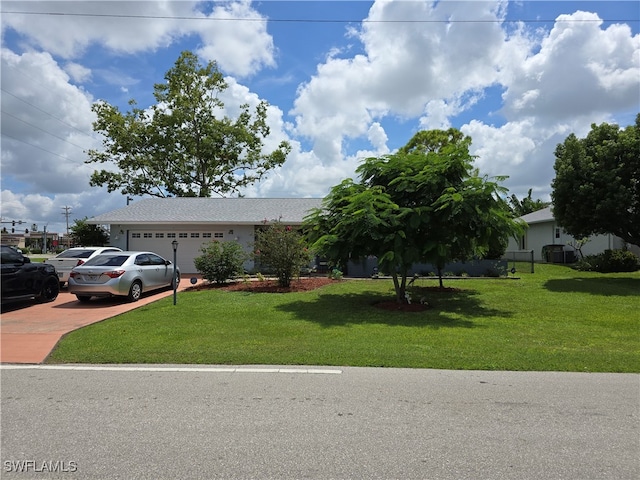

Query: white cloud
[1,0,638,235]
[1,1,191,58]
[291,0,510,162]
[193,0,276,77]
[367,123,389,152]
[1,1,275,77]
[500,11,640,120]
[64,62,92,83]
[1,49,99,195]
[290,2,639,202]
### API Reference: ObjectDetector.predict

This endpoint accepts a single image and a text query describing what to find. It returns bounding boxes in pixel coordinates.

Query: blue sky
[1,1,639,236]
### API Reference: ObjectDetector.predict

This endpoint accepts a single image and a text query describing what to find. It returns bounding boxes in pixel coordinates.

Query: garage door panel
[129,232,207,274]
[128,227,253,275]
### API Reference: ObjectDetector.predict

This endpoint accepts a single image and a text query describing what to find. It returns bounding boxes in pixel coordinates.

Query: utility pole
[61,206,72,248]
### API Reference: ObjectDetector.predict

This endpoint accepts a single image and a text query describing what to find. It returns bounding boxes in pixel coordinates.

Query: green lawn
[47,264,640,372]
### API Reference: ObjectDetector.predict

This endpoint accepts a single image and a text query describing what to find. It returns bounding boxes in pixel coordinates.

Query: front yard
[47,264,640,372]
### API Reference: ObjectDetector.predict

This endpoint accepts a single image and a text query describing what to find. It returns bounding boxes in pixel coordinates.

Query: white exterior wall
[109,223,257,273]
[508,221,626,262]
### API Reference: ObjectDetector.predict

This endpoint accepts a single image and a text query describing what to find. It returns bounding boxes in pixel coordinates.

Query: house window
[203,233,212,239]
[155,233,164,238]
[191,233,200,238]
[167,233,176,238]
[555,227,560,239]
[178,233,188,238]
[520,236,526,250]
[131,233,141,239]
[214,232,224,239]
[143,233,153,238]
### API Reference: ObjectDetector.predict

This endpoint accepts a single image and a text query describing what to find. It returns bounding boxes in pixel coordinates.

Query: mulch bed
[186,276,335,293]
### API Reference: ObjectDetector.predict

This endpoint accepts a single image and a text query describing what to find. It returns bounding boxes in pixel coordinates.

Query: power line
[1,88,94,140]
[1,110,91,152]
[0,131,71,160]
[1,10,636,24]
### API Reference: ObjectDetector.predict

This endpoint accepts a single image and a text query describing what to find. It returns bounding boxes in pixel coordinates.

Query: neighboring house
[88,198,323,273]
[507,206,639,262]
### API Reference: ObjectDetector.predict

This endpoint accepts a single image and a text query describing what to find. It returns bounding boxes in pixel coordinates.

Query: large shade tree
[304,129,523,302]
[87,51,291,198]
[551,114,640,247]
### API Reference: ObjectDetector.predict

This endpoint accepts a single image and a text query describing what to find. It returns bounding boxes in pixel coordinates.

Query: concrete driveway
[0,279,200,364]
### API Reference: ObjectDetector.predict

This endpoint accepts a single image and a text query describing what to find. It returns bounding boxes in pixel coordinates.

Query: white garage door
[128,231,224,274]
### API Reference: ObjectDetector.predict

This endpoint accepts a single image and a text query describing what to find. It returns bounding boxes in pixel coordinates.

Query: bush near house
[574,249,640,273]
[193,241,247,284]
[254,221,313,287]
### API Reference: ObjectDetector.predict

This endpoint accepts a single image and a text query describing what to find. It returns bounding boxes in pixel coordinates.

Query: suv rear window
[83,255,129,267]
[57,249,95,259]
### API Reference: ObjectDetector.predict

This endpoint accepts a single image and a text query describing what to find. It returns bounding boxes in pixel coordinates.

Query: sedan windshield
[81,255,130,267]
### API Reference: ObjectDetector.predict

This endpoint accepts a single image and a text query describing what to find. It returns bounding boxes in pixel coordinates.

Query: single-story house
[89,197,508,278]
[88,198,323,273]
[506,206,639,262]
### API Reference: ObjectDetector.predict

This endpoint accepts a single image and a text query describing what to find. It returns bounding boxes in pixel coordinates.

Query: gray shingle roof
[88,198,324,225]
[520,206,554,224]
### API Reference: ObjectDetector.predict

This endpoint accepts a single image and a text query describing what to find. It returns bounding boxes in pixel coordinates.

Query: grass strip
[47,264,640,372]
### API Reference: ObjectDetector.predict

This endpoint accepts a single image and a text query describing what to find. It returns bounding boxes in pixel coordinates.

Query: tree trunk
[391,273,403,303]
[391,269,409,303]
[437,265,444,289]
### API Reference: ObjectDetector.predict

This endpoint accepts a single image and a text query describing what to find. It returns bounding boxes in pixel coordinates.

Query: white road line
[0,365,342,374]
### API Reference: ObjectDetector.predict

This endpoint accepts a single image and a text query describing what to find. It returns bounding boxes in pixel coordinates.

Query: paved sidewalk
[1,279,201,364]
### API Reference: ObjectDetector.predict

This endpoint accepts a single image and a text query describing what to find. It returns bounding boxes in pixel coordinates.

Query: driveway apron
[1,279,201,364]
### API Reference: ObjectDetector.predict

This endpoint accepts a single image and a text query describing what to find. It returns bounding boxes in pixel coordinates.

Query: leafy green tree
[87,51,291,198]
[551,114,640,246]
[194,241,247,284]
[254,221,313,287]
[69,218,109,246]
[508,188,550,217]
[305,129,523,301]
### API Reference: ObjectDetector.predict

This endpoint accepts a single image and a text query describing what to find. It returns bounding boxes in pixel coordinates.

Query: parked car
[1,245,59,304]
[44,246,122,287]
[68,251,180,302]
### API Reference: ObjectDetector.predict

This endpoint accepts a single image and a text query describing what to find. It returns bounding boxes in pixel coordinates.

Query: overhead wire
[0,9,636,24]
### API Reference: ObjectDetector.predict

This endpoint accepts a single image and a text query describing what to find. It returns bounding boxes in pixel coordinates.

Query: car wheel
[40,278,60,303]
[171,272,181,290]
[127,281,142,302]
[76,295,91,303]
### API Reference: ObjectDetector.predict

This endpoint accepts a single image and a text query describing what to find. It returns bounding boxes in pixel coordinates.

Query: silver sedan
[68,251,180,302]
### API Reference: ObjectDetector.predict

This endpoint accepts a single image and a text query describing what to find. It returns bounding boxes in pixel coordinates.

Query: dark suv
[1,246,59,304]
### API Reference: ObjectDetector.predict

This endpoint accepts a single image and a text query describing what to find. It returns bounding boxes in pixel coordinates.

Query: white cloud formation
[291,0,510,161]
[64,61,92,83]
[0,0,275,77]
[1,0,638,235]
[193,0,276,77]
[500,11,639,120]
[291,2,639,201]
[1,49,98,193]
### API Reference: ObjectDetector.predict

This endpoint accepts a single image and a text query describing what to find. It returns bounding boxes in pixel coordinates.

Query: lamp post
[171,240,179,305]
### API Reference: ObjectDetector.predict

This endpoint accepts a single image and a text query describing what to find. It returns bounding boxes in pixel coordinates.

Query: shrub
[254,221,313,287]
[329,268,343,280]
[574,249,640,273]
[193,241,247,284]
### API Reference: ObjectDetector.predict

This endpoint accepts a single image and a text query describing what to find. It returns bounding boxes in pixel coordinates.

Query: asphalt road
[1,365,638,480]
